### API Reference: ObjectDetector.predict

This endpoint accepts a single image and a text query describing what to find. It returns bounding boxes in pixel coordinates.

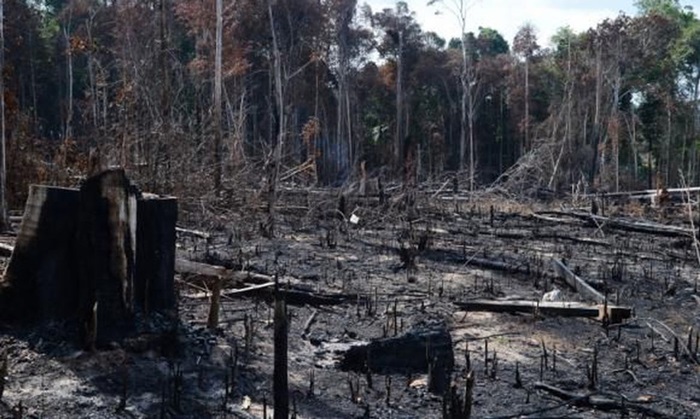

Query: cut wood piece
[302,309,318,337]
[175,227,210,240]
[224,282,275,296]
[339,322,454,394]
[551,259,606,303]
[175,258,279,285]
[179,281,275,300]
[231,271,283,285]
[176,257,230,278]
[454,299,632,324]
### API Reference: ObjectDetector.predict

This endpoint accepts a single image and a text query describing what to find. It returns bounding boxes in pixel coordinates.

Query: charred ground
[1,184,699,418]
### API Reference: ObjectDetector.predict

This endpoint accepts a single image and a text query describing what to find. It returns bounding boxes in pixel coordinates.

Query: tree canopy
[1,0,700,207]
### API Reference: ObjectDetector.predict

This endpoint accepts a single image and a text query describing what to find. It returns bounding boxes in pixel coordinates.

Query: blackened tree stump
[0,186,80,322]
[0,169,177,347]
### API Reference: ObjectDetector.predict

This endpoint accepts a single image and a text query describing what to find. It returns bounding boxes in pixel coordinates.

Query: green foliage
[476,27,509,56]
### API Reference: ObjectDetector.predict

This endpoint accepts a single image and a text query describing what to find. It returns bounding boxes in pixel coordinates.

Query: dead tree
[273,281,289,418]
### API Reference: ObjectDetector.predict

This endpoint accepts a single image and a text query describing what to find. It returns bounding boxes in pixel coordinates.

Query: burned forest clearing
[1,176,700,419]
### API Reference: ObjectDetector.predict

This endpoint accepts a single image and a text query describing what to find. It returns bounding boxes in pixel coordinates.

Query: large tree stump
[339,322,454,393]
[0,169,177,347]
[0,186,81,322]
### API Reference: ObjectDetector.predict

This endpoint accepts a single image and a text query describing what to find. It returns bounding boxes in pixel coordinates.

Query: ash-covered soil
[1,189,700,418]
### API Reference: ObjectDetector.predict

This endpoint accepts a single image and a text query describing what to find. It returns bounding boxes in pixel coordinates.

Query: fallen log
[538,210,695,237]
[533,382,674,418]
[339,322,454,394]
[302,309,318,337]
[421,248,539,277]
[551,259,606,304]
[583,185,700,200]
[225,282,275,296]
[175,227,210,240]
[250,287,355,306]
[175,258,294,288]
[176,258,229,278]
[454,299,631,324]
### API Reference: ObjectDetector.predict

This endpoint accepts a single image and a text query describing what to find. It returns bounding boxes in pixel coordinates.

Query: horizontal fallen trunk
[339,322,454,393]
[176,258,229,278]
[175,227,210,240]
[175,258,282,286]
[533,382,673,418]
[551,259,606,303]
[422,248,533,275]
[537,211,695,237]
[249,287,355,306]
[454,299,631,324]
[583,185,700,200]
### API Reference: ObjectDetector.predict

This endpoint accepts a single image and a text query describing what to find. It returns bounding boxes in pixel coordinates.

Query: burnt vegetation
[1,0,700,418]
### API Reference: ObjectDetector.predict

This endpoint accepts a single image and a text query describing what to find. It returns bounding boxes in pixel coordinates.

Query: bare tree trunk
[64,22,74,140]
[0,0,7,232]
[468,94,475,191]
[460,41,467,173]
[86,8,98,132]
[273,285,289,418]
[523,55,529,155]
[612,78,620,192]
[395,30,403,171]
[465,45,479,192]
[267,0,285,238]
[157,0,171,190]
[213,0,223,196]
[588,46,602,186]
[665,98,672,184]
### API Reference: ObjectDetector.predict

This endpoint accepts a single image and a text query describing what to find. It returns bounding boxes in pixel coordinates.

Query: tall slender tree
[213,0,223,195]
[429,0,477,188]
[0,0,7,232]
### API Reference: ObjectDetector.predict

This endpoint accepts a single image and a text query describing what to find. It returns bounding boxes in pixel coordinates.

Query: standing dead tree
[0,0,7,232]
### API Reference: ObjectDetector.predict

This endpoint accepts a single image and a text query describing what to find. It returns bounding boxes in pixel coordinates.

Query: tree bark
[395,30,404,171]
[0,0,7,232]
[266,0,285,238]
[273,285,289,419]
[213,0,223,195]
[76,170,139,344]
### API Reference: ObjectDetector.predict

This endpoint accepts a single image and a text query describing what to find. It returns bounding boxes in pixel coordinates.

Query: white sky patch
[363,0,700,48]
